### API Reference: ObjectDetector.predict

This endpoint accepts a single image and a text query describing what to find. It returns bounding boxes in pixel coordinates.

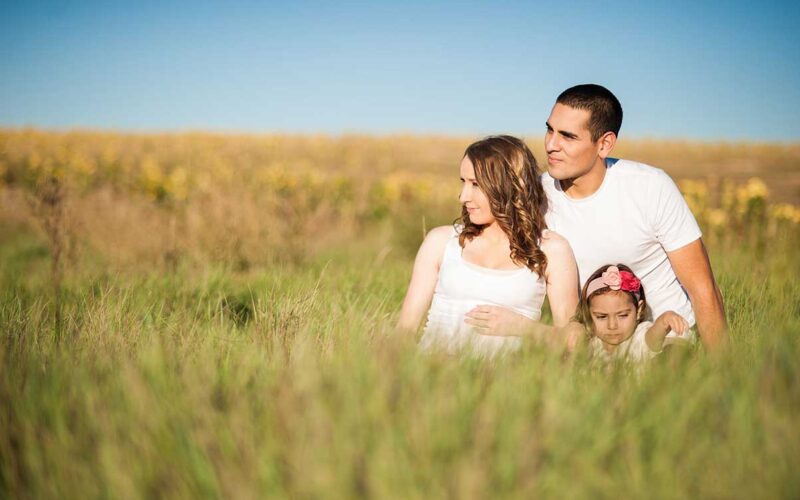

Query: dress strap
[443,228,461,260]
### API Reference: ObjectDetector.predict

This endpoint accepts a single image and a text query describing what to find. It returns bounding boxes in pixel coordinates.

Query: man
[467,84,728,350]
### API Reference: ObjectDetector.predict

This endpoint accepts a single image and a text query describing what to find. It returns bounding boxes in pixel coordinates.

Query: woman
[398,135,579,357]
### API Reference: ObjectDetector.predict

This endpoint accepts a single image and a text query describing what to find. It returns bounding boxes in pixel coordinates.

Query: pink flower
[586,265,644,299]
[619,272,641,293]
[601,266,622,290]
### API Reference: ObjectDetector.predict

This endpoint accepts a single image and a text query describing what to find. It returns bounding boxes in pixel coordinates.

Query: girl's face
[588,291,641,345]
[459,156,495,226]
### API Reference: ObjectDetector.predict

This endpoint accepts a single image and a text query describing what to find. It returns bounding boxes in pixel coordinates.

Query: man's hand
[464,305,532,337]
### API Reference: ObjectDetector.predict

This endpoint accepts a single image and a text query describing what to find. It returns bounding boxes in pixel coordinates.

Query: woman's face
[459,156,495,226]
[589,291,641,346]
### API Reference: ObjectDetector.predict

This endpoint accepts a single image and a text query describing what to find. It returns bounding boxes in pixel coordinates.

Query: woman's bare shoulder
[427,225,456,240]
[540,229,573,255]
[417,225,456,259]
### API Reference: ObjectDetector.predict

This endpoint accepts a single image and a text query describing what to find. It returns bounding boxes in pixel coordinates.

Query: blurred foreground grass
[1,131,799,498]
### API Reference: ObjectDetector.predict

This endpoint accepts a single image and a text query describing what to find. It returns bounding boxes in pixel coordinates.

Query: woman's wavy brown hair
[457,135,548,276]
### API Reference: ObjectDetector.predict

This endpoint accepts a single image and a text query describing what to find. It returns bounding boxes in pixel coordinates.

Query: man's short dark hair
[556,84,623,142]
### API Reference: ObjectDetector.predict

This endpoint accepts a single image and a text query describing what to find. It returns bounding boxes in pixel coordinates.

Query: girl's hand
[655,311,689,336]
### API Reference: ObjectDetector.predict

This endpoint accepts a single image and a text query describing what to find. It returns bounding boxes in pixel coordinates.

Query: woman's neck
[480,222,508,243]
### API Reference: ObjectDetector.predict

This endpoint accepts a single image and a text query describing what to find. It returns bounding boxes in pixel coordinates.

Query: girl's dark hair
[457,135,548,276]
[574,263,648,336]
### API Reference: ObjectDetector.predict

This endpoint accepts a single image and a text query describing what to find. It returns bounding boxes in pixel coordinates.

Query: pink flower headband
[585,265,642,300]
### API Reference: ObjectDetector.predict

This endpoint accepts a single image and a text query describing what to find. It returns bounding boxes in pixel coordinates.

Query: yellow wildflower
[706,209,729,229]
[770,203,800,224]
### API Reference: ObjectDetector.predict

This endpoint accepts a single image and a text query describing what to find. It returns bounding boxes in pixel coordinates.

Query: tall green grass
[1,220,799,499]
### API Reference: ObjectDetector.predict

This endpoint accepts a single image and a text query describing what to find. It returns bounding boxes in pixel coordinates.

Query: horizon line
[2,125,799,146]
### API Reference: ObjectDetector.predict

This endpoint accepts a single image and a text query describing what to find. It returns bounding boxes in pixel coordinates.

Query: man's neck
[559,158,608,199]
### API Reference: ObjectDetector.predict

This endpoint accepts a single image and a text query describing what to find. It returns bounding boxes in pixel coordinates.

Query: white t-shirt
[542,158,701,328]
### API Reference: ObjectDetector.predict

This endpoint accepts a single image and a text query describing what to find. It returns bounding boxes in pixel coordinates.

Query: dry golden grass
[1,129,798,272]
[2,129,798,198]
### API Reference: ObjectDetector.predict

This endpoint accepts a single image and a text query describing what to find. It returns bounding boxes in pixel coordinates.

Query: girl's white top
[418,227,546,358]
[588,321,659,364]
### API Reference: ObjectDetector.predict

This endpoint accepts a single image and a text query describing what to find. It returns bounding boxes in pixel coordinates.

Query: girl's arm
[645,311,690,352]
[397,226,452,334]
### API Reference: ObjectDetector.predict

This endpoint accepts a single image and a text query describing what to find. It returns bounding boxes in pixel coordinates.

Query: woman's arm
[540,231,580,328]
[397,226,452,334]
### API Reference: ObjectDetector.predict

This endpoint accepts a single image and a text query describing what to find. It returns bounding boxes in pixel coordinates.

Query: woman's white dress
[418,227,547,358]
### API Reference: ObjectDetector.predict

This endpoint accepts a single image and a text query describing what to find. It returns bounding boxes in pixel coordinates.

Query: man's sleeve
[648,170,702,252]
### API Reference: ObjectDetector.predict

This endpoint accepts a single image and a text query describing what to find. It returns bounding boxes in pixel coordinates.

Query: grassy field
[1,131,799,498]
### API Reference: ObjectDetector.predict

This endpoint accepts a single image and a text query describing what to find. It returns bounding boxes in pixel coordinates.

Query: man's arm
[667,238,729,351]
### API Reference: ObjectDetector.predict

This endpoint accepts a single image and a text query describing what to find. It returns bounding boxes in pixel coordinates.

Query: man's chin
[546,166,570,181]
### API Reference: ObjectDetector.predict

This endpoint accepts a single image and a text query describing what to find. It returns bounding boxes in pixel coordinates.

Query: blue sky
[2,0,799,140]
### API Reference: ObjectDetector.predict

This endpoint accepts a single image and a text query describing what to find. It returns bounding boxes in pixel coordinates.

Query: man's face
[544,103,603,181]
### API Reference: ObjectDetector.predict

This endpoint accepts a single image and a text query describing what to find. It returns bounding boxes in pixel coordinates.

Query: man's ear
[597,131,617,160]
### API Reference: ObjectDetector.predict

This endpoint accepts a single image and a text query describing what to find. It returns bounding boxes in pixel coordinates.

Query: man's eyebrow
[546,121,579,139]
[559,130,579,140]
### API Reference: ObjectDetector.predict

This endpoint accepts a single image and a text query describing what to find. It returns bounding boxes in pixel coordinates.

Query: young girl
[397,135,579,357]
[576,264,690,364]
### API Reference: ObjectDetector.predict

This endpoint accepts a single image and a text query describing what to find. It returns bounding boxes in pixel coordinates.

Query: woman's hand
[563,321,587,352]
[464,305,533,336]
[465,306,580,351]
